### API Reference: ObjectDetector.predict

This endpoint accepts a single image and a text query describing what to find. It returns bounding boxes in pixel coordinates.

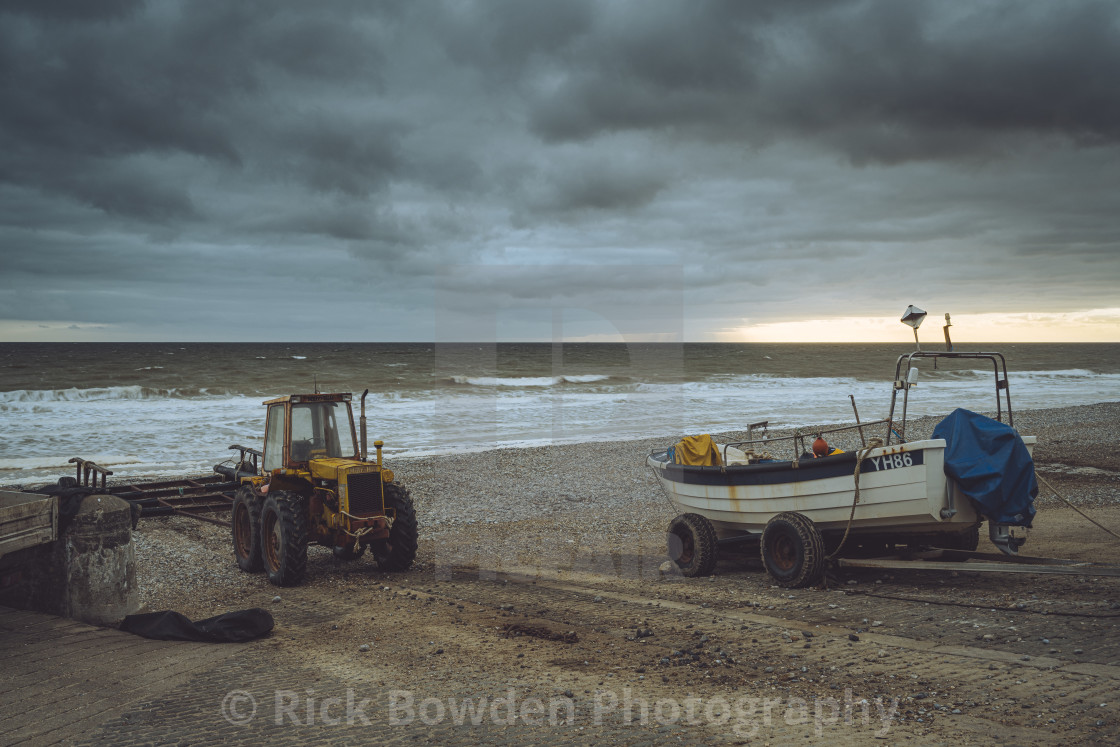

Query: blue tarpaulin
[932,408,1037,527]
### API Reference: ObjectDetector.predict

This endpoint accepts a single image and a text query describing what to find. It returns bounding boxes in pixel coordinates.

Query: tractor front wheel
[373,483,418,571]
[231,486,264,573]
[260,491,308,586]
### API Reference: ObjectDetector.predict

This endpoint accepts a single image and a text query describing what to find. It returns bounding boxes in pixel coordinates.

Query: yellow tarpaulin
[672,434,723,466]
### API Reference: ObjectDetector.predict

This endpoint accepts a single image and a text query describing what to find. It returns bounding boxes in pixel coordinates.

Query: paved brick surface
[77,652,710,746]
[0,606,236,745]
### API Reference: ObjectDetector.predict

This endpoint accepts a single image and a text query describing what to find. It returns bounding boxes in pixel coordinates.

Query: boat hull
[648,438,1036,538]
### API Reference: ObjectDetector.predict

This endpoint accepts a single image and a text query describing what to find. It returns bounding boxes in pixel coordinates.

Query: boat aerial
[647,306,1039,587]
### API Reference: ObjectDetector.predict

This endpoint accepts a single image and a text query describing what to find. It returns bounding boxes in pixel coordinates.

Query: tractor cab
[261,393,359,471]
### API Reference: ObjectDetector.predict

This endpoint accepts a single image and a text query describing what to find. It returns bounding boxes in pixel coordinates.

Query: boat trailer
[63,445,262,527]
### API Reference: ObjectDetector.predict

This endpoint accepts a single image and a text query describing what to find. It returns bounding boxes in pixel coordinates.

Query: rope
[1037,474,1120,542]
[826,438,884,561]
[349,525,373,553]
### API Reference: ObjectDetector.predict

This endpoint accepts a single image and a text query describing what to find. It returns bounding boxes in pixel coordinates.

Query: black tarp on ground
[120,608,274,642]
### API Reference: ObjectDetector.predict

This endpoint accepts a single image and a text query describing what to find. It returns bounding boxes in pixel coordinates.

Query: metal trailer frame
[63,445,263,526]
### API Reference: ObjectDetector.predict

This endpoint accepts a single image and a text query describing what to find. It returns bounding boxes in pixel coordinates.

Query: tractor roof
[261,393,353,406]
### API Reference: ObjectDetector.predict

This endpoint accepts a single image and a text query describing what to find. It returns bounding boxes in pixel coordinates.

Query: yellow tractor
[225,391,417,586]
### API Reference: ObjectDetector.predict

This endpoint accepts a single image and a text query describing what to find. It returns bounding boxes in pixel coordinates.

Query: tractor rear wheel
[761,512,825,588]
[373,483,418,571]
[260,491,308,586]
[231,486,264,573]
[666,513,719,577]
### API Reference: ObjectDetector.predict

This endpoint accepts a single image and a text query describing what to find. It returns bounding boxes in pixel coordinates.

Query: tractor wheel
[260,491,308,587]
[333,542,366,562]
[373,483,418,571]
[666,513,719,577]
[761,512,825,588]
[231,486,264,573]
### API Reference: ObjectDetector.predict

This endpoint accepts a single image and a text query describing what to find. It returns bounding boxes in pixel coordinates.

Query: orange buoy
[812,436,829,458]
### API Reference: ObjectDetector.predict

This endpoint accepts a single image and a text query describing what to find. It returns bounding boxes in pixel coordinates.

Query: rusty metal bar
[849,394,866,447]
[68,458,113,490]
[55,463,240,524]
[154,498,231,527]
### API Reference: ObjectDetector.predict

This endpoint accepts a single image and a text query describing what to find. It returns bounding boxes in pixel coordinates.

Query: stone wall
[0,494,139,625]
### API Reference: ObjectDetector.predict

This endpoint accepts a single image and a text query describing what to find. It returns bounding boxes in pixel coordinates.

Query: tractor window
[291,401,356,460]
[263,404,286,472]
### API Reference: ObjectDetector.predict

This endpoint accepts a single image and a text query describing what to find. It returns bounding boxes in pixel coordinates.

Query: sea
[2,342,1119,486]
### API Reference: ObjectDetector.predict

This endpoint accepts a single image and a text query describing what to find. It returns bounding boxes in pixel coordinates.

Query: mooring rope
[826,438,884,561]
[1036,473,1120,542]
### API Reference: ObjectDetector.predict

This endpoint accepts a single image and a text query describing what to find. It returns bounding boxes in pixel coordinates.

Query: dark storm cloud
[524,1,1120,162]
[523,154,669,214]
[1,0,145,22]
[0,1,405,218]
[0,0,1117,340]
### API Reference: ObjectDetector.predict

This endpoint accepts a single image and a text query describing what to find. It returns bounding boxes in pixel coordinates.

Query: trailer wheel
[667,513,719,577]
[761,512,825,588]
[231,486,264,573]
[373,483,417,572]
[260,491,308,586]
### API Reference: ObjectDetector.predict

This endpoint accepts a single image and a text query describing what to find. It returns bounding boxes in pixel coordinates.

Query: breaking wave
[0,454,143,473]
[0,386,240,405]
[446,375,612,387]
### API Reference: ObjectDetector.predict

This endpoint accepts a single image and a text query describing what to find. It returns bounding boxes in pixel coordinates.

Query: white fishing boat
[647,308,1039,587]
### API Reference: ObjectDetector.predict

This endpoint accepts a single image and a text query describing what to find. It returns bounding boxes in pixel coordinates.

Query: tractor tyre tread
[232,486,264,573]
[375,483,418,572]
[261,491,308,587]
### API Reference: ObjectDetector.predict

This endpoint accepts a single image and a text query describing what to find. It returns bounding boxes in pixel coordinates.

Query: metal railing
[886,351,1014,444]
[68,457,113,490]
[722,418,892,465]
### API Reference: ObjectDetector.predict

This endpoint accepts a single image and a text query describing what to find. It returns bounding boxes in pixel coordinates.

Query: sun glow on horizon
[717,308,1120,344]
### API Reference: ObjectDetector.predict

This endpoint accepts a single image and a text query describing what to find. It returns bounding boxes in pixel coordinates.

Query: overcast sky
[1,0,1118,342]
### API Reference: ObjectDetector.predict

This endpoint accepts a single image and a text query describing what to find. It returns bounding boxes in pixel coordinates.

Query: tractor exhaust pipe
[360,388,369,461]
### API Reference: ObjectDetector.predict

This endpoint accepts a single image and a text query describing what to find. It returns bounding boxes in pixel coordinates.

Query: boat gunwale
[647,438,944,476]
